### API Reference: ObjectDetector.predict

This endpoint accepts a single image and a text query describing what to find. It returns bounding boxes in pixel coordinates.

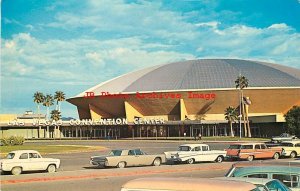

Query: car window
[241,145,253,149]
[128,150,135,155]
[202,146,209,151]
[229,145,241,149]
[260,144,267,149]
[19,153,28,159]
[295,143,300,147]
[281,143,294,147]
[194,146,201,151]
[245,174,268,178]
[255,145,260,149]
[110,150,122,156]
[135,149,144,155]
[266,180,291,191]
[178,146,190,151]
[273,174,300,188]
[6,153,15,159]
[29,153,39,158]
[255,185,268,191]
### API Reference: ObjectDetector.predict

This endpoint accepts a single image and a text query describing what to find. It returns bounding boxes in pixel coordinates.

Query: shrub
[0,136,25,146]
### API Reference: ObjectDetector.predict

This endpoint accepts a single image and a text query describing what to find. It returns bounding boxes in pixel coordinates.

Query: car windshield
[6,153,15,159]
[266,180,291,191]
[109,150,122,156]
[178,146,191,151]
[229,145,241,149]
[281,143,293,147]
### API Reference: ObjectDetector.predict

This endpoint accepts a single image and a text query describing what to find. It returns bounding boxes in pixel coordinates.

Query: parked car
[90,149,165,168]
[120,177,258,191]
[225,142,282,161]
[276,141,300,158]
[0,150,60,175]
[215,177,291,191]
[225,162,300,190]
[164,144,226,164]
[271,133,297,143]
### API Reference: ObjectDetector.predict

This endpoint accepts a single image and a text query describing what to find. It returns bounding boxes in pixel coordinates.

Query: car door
[28,152,44,170]
[126,149,139,166]
[135,149,152,165]
[18,152,30,171]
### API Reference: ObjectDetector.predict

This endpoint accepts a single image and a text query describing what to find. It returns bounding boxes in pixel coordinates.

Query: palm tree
[224,106,238,137]
[33,92,45,120]
[43,94,54,119]
[50,110,61,121]
[235,75,249,137]
[54,91,65,112]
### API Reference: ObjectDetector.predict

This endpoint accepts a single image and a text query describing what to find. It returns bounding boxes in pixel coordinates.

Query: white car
[0,150,60,175]
[164,144,226,164]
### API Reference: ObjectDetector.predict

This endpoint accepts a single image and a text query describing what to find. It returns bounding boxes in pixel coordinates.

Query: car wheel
[290,151,297,158]
[11,167,22,175]
[273,152,280,160]
[247,155,254,161]
[187,158,195,164]
[117,162,126,168]
[47,164,56,173]
[153,158,161,166]
[215,156,223,163]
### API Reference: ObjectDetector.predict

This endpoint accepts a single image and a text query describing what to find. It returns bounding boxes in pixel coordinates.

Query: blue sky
[1,0,300,118]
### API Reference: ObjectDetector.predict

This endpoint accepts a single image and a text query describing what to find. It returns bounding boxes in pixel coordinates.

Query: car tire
[247,155,254,162]
[290,151,297,158]
[187,158,195,164]
[47,164,56,173]
[153,158,161,166]
[273,152,280,160]
[117,162,126,168]
[11,167,22,175]
[215,156,223,163]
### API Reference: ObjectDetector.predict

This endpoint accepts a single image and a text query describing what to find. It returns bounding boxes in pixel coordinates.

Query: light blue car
[225,166,300,191]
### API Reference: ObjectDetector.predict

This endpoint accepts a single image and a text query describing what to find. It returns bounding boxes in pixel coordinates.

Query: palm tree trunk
[46,107,49,120]
[56,101,59,110]
[241,91,248,137]
[58,102,61,112]
[230,121,234,137]
[247,115,251,137]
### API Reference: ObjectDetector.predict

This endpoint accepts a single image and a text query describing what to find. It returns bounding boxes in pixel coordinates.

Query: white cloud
[195,21,220,29]
[268,23,290,30]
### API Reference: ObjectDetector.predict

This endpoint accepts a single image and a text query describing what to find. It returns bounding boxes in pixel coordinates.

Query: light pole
[239,75,242,139]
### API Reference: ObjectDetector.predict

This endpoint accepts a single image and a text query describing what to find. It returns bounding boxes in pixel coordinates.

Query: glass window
[6,153,15,159]
[273,174,300,188]
[255,145,260,149]
[202,146,209,151]
[295,143,300,147]
[194,146,201,151]
[128,150,135,155]
[134,149,143,155]
[260,144,267,149]
[266,180,291,191]
[178,146,190,151]
[246,174,268,178]
[29,153,39,158]
[19,153,28,159]
[109,150,122,156]
[241,145,253,149]
[282,143,294,147]
[228,145,241,149]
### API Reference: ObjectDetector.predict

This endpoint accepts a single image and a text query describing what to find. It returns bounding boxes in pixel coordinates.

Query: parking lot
[0,140,296,191]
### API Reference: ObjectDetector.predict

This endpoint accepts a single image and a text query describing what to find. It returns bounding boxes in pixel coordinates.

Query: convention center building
[1,59,299,139]
[66,59,300,139]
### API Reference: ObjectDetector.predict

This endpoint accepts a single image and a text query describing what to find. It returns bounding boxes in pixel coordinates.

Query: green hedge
[0,136,25,146]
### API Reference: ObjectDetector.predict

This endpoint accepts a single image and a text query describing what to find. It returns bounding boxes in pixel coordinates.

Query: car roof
[122,177,257,191]
[233,166,300,176]
[282,140,300,144]
[229,142,264,145]
[179,144,208,147]
[9,150,39,153]
[232,160,300,168]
